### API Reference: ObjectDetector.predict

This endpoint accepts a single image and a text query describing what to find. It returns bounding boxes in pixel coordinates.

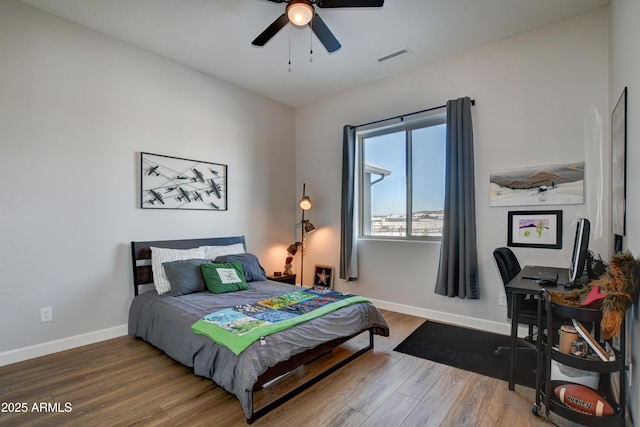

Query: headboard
[130,236,247,295]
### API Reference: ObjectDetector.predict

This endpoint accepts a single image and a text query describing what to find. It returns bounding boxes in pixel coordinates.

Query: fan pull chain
[309,20,313,63]
[288,24,292,72]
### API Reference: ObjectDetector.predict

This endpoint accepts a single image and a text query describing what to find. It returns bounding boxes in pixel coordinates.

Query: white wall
[0,1,295,364]
[610,0,640,421]
[295,8,609,330]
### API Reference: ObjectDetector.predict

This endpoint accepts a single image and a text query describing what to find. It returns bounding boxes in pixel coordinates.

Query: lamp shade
[287,242,301,255]
[304,220,316,234]
[287,1,314,27]
[299,195,312,210]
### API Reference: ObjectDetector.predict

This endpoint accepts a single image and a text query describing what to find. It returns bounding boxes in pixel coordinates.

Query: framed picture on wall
[140,152,227,211]
[507,210,563,249]
[313,265,335,288]
[489,162,584,207]
[611,87,627,239]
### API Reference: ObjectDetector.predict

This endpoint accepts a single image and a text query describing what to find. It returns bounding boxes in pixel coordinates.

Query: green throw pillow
[200,262,249,294]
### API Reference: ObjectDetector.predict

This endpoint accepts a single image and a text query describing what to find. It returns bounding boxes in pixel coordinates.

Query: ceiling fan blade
[310,13,341,53]
[252,13,289,47]
[316,0,384,8]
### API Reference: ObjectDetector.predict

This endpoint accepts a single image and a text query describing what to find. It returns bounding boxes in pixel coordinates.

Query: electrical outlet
[498,293,507,306]
[40,307,53,323]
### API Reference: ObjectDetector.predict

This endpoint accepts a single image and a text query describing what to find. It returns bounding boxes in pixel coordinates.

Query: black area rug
[394,320,537,388]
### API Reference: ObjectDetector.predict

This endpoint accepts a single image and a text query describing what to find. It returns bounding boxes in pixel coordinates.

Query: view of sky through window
[364,124,446,216]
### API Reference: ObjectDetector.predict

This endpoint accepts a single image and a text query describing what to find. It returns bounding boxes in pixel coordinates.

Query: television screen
[568,218,590,283]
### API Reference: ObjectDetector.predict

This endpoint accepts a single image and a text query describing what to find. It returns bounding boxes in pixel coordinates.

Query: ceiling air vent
[377,48,410,63]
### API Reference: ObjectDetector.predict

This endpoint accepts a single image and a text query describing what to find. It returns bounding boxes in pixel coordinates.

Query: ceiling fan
[252,0,384,53]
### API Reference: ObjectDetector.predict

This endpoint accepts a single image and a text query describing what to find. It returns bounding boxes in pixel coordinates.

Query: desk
[504,266,569,390]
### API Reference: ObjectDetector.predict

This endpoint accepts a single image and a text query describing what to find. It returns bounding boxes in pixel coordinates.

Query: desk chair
[493,247,540,357]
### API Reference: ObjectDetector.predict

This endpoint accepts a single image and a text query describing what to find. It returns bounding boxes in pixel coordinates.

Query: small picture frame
[507,210,562,249]
[313,265,334,288]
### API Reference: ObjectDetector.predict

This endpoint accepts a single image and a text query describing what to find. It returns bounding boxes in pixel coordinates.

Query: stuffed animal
[550,251,640,340]
[283,256,294,275]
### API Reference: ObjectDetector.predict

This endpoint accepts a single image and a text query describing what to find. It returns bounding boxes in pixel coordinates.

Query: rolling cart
[532,289,627,426]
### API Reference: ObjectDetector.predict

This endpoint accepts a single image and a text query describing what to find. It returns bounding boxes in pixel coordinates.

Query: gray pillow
[214,253,267,282]
[162,258,212,296]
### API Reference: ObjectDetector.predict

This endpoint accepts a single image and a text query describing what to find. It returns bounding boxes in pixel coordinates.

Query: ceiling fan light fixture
[287,1,314,27]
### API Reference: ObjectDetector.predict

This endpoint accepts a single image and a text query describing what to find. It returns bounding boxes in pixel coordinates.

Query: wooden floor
[0,310,562,427]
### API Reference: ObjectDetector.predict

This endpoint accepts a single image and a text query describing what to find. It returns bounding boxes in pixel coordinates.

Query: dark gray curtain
[435,97,479,298]
[340,125,358,281]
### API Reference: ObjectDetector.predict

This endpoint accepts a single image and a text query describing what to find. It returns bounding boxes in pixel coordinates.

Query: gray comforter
[128,280,389,419]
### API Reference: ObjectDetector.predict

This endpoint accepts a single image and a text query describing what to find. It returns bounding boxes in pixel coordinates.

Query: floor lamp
[298,183,315,286]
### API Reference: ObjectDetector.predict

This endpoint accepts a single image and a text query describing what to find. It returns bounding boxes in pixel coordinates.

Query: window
[358,114,446,240]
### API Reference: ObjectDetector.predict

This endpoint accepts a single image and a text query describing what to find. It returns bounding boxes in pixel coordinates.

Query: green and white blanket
[191,287,369,355]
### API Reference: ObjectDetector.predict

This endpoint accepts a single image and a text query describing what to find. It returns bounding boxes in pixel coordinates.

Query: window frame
[357,113,446,241]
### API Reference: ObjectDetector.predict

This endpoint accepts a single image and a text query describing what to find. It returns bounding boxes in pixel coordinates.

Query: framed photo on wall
[507,210,563,249]
[313,265,335,288]
[140,152,227,211]
[611,87,627,239]
[489,162,584,207]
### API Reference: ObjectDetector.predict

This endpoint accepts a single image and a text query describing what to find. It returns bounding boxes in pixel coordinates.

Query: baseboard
[369,298,532,337]
[0,324,128,367]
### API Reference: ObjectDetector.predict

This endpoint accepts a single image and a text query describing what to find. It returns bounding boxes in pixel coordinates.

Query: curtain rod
[353,99,475,129]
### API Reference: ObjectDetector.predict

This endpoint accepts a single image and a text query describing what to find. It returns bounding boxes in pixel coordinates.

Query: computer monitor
[568,218,590,283]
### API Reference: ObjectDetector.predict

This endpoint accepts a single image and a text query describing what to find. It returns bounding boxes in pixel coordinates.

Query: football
[554,383,615,417]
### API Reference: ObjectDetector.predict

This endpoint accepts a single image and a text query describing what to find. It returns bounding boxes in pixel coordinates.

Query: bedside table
[267,274,297,285]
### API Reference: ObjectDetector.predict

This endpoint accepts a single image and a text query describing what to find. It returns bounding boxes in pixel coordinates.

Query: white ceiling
[21,0,609,108]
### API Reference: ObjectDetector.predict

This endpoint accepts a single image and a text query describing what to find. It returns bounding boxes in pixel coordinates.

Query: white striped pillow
[198,243,245,259]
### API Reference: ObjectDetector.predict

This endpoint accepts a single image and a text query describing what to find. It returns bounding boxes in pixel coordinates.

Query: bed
[128,236,389,423]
